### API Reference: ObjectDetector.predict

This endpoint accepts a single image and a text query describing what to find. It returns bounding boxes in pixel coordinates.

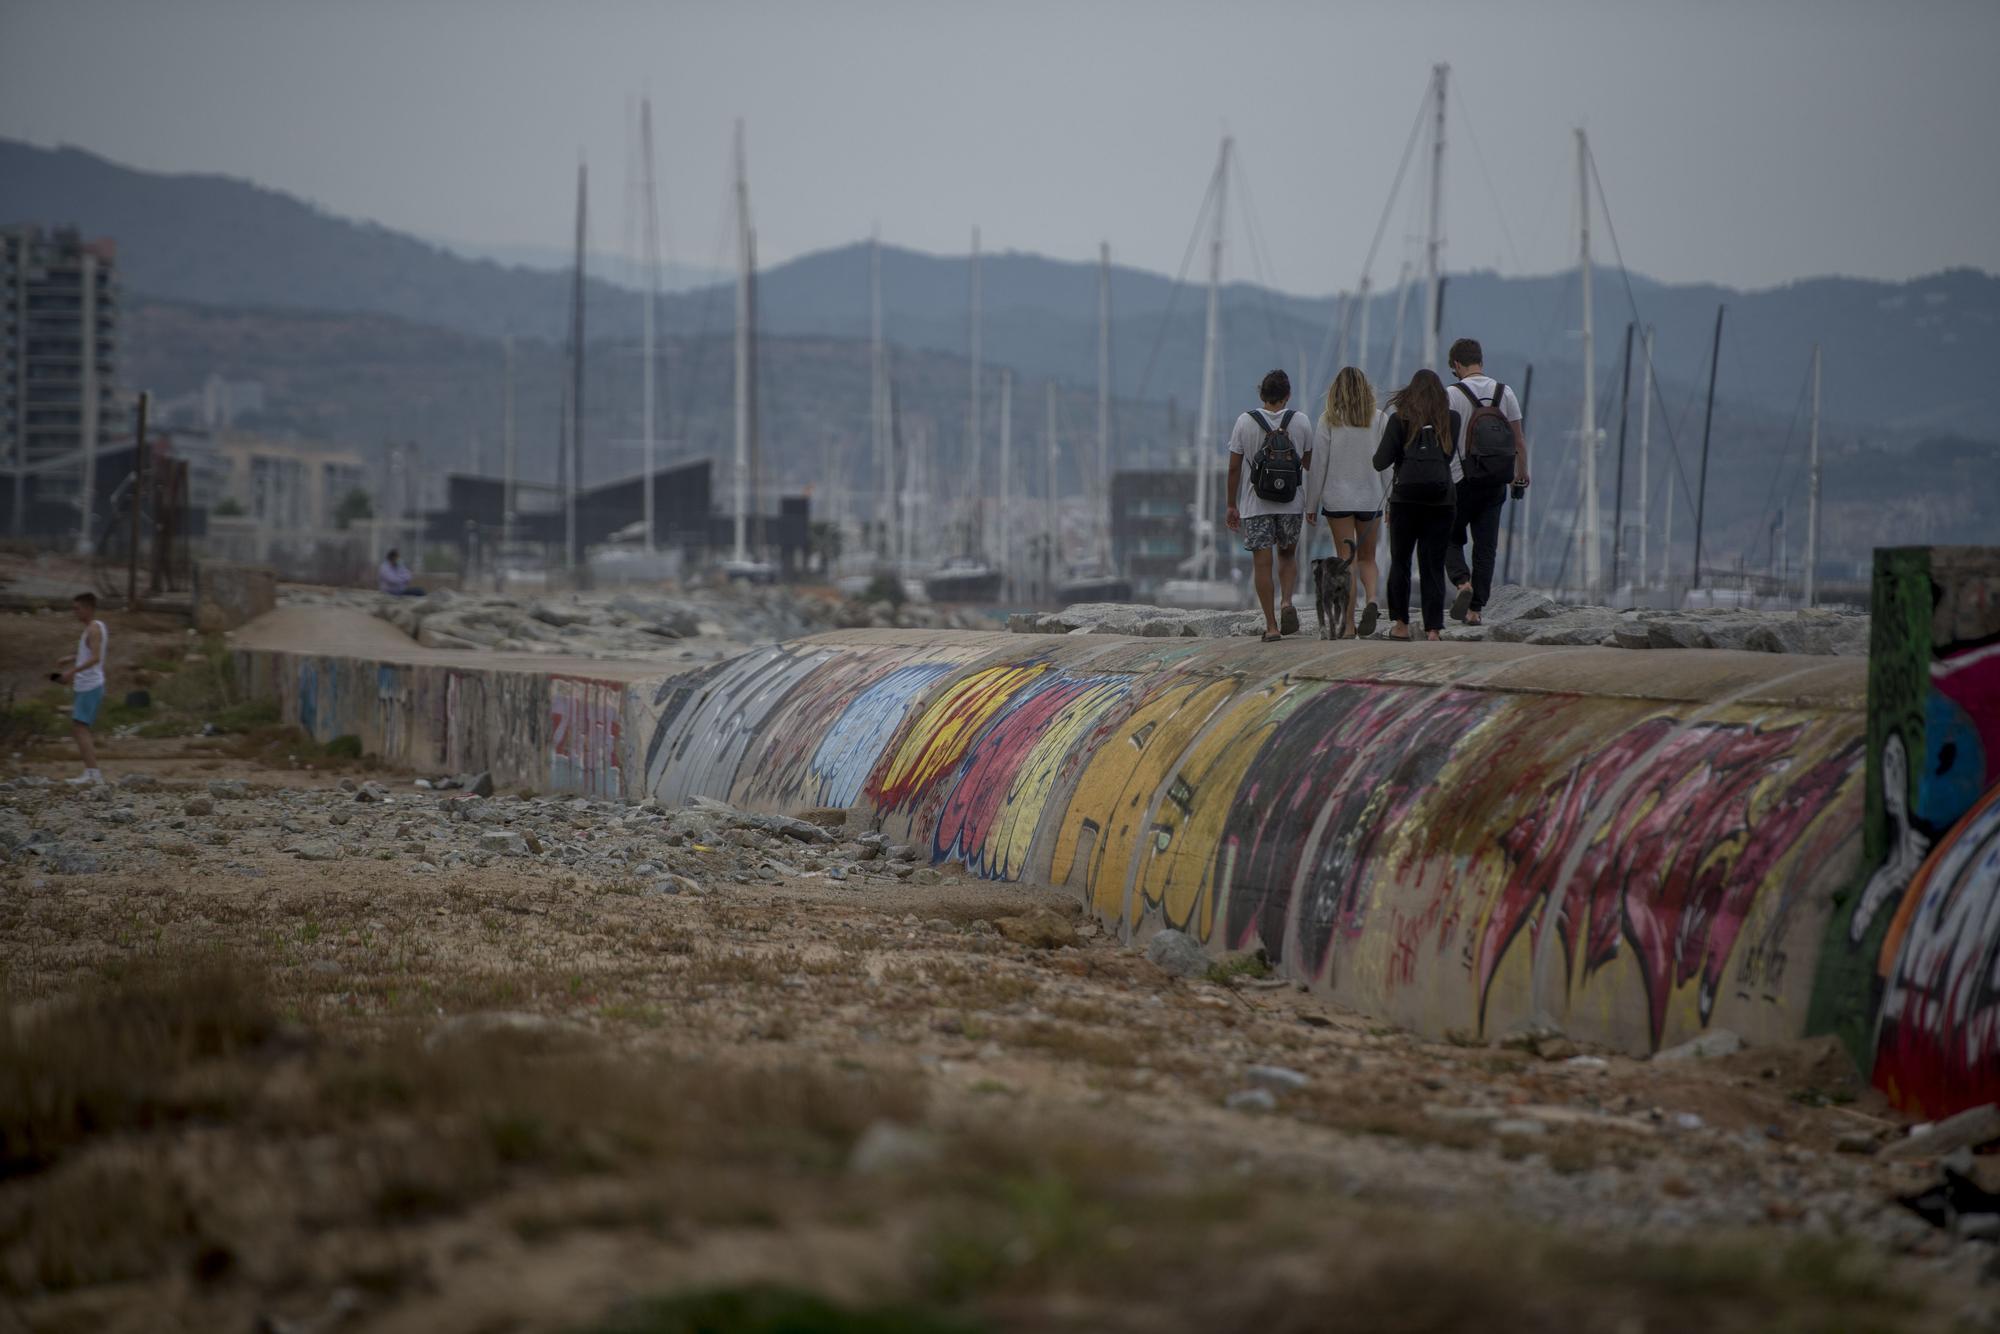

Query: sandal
[1279,605,1300,637]
[1261,631,1284,643]
[1358,602,1380,638]
[1450,585,1473,622]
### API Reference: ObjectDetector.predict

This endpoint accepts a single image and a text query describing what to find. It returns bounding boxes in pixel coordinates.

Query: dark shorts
[1240,513,1303,552]
[1321,509,1383,522]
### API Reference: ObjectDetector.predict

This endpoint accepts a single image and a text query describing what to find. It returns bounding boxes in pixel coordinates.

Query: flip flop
[1280,605,1300,636]
[1358,602,1380,638]
[1450,586,1473,622]
[1261,631,1284,643]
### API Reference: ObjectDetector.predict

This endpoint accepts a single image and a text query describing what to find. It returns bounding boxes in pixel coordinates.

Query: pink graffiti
[1476,719,1859,1047]
[1874,786,2000,1118]
[932,677,1102,878]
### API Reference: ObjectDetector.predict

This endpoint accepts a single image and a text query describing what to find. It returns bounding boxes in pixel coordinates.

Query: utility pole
[1577,128,1599,596]
[1691,304,1725,591]
[999,369,1012,600]
[732,119,751,564]
[639,97,660,555]
[1805,343,1822,606]
[1637,326,1653,590]
[126,392,147,608]
[1193,137,1230,584]
[1097,240,1113,569]
[1610,321,1634,595]
[1508,364,1533,585]
[1422,63,1448,373]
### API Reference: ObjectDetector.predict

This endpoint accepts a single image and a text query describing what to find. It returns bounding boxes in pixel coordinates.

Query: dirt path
[4,742,1995,1334]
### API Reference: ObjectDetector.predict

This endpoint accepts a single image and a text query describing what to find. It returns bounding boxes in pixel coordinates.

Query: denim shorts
[1240,513,1303,551]
[72,686,103,726]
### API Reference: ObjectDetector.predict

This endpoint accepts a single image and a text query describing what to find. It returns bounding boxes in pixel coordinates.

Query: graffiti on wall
[641,645,836,805]
[931,673,1132,879]
[550,674,624,798]
[1809,547,2000,1116]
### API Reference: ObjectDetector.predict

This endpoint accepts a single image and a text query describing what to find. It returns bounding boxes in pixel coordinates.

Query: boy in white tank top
[54,591,107,785]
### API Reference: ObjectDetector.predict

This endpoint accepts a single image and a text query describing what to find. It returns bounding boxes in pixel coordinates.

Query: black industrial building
[423,458,812,574]
[1109,464,1231,598]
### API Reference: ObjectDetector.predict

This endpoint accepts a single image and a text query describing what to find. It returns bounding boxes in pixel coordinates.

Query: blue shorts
[72,686,103,727]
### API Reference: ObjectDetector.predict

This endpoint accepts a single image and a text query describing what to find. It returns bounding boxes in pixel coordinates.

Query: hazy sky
[3,0,1995,294]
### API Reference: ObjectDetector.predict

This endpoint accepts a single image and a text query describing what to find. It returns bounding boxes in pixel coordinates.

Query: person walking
[1225,369,1313,641]
[1372,369,1461,641]
[1304,366,1388,637]
[1442,338,1529,625]
[54,591,107,785]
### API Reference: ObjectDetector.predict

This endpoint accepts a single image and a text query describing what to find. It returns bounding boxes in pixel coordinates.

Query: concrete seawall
[235,547,1999,1118]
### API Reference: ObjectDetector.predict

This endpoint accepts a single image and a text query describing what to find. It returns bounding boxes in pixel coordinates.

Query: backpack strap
[1452,381,1486,410]
[1277,409,1295,432]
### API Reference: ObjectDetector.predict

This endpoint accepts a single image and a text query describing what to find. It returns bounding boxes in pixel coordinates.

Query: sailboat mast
[567,161,586,573]
[1387,260,1412,387]
[1422,64,1447,373]
[1577,128,1598,596]
[1194,137,1230,584]
[999,369,1012,600]
[1805,342,1821,606]
[731,119,750,564]
[501,335,516,561]
[1097,240,1112,569]
[967,226,983,558]
[870,229,887,558]
[748,227,762,559]
[1045,381,1058,600]
[639,98,660,556]
[1354,275,1372,380]
[1691,304,1724,591]
[1637,326,1653,589]
[1610,320,1634,594]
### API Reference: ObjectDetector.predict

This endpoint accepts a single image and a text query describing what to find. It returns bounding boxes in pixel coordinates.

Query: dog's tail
[1341,537,1357,557]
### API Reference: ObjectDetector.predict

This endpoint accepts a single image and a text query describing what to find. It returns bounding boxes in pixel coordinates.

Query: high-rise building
[3,225,120,538]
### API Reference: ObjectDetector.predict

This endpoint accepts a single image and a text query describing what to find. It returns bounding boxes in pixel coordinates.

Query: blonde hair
[1322,366,1376,429]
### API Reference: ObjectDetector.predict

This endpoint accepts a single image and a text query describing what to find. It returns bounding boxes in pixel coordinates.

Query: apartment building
[2,225,120,534]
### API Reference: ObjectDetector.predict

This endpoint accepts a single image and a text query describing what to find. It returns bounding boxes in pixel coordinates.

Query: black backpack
[1453,381,1516,484]
[1247,409,1303,504]
[1394,421,1454,504]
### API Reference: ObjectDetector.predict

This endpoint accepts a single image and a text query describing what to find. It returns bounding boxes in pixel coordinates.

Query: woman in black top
[1371,369,1461,640]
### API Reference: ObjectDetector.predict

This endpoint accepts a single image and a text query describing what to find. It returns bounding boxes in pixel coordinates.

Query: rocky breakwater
[0,774,963,895]
[281,585,999,659]
[1014,586,1869,656]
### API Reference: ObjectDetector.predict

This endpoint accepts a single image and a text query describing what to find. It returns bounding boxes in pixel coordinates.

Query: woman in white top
[1304,366,1389,637]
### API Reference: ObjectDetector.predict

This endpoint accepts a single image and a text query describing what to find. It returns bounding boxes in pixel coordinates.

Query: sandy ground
[4,730,1997,1334]
[3,595,1997,1334]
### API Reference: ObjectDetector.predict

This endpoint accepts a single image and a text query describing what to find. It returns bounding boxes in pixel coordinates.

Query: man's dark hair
[73,591,96,609]
[1448,338,1483,369]
[386,549,399,561]
[1258,369,1291,405]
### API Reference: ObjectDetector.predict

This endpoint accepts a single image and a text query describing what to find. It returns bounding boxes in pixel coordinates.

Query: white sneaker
[66,769,104,786]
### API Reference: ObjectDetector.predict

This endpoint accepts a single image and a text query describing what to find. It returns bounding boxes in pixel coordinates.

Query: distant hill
[8,137,1995,439]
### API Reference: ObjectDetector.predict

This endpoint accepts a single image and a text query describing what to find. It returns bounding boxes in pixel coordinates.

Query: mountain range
[6,136,1997,573]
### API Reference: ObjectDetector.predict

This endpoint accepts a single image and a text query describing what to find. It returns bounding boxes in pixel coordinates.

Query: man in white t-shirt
[1225,369,1315,640]
[1442,338,1530,625]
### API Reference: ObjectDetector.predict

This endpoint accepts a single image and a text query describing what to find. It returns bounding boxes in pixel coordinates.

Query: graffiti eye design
[1130,721,1158,751]
[1167,776,1194,816]
[1152,825,1172,853]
